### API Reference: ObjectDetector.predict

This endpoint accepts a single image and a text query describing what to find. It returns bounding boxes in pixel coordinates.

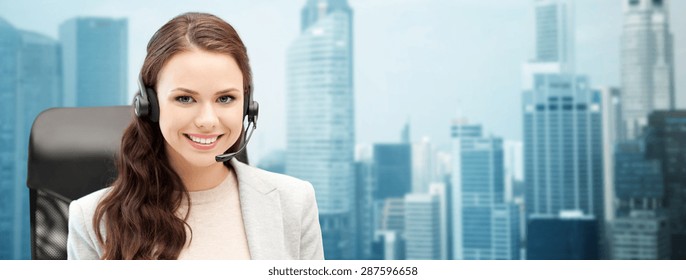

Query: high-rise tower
[620,0,675,140]
[59,17,127,107]
[286,0,355,259]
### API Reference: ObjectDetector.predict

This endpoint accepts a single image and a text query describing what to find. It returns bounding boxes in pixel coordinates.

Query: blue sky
[1,0,684,162]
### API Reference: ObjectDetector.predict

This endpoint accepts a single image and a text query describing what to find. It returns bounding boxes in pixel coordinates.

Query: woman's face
[156,48,244,168]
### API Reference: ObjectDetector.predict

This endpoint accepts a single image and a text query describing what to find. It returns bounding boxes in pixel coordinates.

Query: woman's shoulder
[70,187,113,215]
[68,187,111,259]
[233,160,314,196]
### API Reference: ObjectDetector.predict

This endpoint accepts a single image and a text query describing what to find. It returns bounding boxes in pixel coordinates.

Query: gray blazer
[67,158,324,260]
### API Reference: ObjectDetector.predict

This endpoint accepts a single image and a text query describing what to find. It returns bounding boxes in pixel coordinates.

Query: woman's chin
[179,154,223,168]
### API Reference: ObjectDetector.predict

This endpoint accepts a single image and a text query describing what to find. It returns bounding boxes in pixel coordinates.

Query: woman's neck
[167,153,231,192]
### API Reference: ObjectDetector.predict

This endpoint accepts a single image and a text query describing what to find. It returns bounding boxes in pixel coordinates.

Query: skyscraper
[451,120,519,259]
[59,17,127,107]
[611,210,670,259]
[429,182,450,260]
[379,198,405,235]
[523,74,605,258]
[614,139,663,217]
[503,140,523,202]
[17,30,62,259]
[0,18,61,259]
[645,110,686,259]
[522,0,575,102]
[404,193,441,260]
[286,0,355,259]
[371,197,406,259]
[620,0,675,140]
[527,213,598,260]
[523,74,604,218]
[371,230,404,260]
[449,119,479,259]
[368,143,411,258]
[598,87,622,224]
[354,160,374,259]
[523,0,609,259]
[610,139,666,259]
[412,137,433,194]
[533,0,575,73]
[0,18,23,260]
[373,144,412,201]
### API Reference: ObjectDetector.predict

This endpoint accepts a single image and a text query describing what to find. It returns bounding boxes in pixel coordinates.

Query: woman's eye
[218,95,234,104]
[176,96,194,104]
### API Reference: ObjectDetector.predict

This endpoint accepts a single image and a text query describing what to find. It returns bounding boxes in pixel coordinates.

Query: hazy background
[1,0,684,162]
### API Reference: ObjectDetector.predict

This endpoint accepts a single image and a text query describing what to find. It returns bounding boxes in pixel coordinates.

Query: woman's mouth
[183,134,223,150]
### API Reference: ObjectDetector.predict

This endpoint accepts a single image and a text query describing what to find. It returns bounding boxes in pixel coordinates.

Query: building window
[629,0,639,5]
[653,0,662,6]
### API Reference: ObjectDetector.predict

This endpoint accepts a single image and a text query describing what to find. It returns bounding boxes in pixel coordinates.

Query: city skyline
[2,0,685,162]
[1,0,685,260]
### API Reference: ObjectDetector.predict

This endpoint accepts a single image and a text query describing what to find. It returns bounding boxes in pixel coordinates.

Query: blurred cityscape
[1,0,684,259]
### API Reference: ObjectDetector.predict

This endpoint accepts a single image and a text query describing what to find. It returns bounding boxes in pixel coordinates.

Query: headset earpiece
[247,100,259,128]
[135,74,159,123]
[243,85,259,128]
[134,93,149,117]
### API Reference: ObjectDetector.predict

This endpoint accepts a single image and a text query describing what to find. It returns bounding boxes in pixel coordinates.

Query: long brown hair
[93,12,253,259]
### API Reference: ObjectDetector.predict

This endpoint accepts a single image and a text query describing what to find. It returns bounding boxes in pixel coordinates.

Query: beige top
[176,170,251,259]
[68,158,324,260]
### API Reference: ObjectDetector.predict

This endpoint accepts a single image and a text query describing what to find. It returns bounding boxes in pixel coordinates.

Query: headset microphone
[215,119,256,162]
[215,98,259,162]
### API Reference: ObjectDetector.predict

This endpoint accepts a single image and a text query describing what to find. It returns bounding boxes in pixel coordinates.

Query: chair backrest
[27,106,131,260]
[26,106,249,259]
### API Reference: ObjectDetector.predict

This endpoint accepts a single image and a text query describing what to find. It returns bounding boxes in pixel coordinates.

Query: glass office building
[621,0,675,139]
[404,193,441,260]
[611,210,670,259]
[527,214,598,259]
[534,0,575,73]
[451,121,519,259]
[523,73,605,258]
[0,19,61,259]
[286,0,355,259]
[373,144,412,201]
[610,139,666,259]
[523,74,604,218]
[59,17,127,107]
[645,111,686,259]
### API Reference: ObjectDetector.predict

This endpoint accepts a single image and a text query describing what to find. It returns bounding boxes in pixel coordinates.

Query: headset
[134,74,259,162]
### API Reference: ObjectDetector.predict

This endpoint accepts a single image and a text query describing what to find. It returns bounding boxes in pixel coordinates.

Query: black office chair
[26,106,249,259]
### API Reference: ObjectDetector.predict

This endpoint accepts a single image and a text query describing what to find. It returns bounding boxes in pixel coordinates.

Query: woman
[67,12,324,260]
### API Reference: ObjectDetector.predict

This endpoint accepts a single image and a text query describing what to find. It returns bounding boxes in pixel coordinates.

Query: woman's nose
[194,103,218,128]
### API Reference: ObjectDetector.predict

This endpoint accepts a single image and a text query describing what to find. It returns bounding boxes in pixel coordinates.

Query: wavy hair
[93,12,253,259]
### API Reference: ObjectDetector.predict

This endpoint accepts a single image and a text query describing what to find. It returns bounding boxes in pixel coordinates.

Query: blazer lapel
[231,159,286,260]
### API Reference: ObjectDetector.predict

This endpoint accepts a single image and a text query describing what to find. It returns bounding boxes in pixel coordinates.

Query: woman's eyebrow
[171,87,241,95]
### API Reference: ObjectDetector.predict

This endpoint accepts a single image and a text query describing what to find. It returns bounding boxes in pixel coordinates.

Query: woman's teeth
[187,135,218,144]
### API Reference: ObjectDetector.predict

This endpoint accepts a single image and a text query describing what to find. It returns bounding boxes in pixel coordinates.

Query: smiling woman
[65,12,324,260]
[156,50,245,190]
